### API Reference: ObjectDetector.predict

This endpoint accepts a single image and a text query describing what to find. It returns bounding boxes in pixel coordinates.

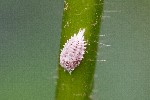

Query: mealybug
[60,29,87,74]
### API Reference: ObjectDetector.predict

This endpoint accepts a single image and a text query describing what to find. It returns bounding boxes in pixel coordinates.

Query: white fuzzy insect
[60,29,87,74]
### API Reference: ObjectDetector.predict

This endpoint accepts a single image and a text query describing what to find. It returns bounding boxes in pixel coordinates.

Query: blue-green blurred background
[0,0,150,100]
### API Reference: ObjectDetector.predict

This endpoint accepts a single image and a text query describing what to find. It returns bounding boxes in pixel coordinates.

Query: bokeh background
[0,0,150,100]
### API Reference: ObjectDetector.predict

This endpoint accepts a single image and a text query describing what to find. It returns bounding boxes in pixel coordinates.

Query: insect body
[60,29,87,74]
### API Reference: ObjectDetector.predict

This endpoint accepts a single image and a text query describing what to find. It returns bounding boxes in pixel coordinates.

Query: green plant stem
[55,0,104,100]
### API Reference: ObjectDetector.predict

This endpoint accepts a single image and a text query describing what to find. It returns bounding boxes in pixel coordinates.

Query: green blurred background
[0,0,149,100]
